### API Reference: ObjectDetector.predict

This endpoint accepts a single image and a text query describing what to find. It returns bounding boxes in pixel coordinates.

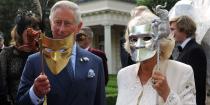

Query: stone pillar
[104,24,113,74]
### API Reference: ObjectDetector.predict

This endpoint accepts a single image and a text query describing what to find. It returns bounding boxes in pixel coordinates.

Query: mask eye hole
[129,36,138,43]
[143,36,152,41]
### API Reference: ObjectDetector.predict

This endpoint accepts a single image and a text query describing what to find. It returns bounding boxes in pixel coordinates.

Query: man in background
[76,27,109,85]
[170,15,207,105]
[0,32,4,52]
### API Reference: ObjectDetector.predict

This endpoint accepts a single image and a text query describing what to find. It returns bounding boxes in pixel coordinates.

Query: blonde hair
[159,34,175,60]
[124,6,175,60]
[170,15,196,38]
[130,6,150,18]
[10,26,19,45]
[124,7,157,54]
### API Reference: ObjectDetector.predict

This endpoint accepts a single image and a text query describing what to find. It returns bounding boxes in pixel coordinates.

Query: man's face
[50,7,82,39]
[170,22,187,43]
[0,37,4,48]
[78,37,91,49]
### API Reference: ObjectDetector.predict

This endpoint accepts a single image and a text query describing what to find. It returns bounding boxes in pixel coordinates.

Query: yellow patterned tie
[43,95,47,105]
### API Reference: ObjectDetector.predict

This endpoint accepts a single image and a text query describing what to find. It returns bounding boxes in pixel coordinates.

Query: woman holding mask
[0,10,41,105]
[116,6,196,105]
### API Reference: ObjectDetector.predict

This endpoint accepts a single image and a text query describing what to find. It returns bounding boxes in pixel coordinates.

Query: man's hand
[33,74,51,98]
[152,71,170,102]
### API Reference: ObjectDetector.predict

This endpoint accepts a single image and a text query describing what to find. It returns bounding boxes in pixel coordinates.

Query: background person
[0,32,5,52]
[170,15,207,105]
[0,10,41,105]
[76,26,109,85]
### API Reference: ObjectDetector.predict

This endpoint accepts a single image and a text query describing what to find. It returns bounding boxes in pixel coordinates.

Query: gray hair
[49,0,82,24]
[79,27,94,38]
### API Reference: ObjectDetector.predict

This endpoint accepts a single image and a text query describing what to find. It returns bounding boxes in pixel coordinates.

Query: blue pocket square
[87,69,95,78]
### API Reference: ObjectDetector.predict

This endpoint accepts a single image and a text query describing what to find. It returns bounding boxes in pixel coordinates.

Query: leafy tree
[0,0,27,45]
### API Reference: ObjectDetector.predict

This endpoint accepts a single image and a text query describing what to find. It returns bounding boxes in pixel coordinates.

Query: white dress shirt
[180,37,192,49]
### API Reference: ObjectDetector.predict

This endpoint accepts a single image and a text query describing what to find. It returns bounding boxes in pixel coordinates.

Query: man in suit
[16,1,106,105]
[120,36,134,68]
[170,15,207,105]
[76,27,109,86]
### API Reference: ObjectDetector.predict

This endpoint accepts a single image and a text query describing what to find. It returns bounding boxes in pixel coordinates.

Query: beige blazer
[116,60,196,105]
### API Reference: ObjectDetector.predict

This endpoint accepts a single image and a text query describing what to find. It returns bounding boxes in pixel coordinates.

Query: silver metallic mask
[129,4,170,62]
[129,24,157,62]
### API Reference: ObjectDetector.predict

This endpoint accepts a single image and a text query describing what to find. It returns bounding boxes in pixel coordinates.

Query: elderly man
[16,1,106,105]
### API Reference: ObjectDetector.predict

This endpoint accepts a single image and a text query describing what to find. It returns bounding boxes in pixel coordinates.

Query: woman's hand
[152,71,170,102]
[25,28,41,42]
[19,28,41,52]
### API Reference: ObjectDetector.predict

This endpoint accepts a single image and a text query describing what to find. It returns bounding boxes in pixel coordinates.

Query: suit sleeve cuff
[29,85,44,105]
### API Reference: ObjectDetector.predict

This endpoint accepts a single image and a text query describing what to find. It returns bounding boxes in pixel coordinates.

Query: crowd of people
[0,0,209,105]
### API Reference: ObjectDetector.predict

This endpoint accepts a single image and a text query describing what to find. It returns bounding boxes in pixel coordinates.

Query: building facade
[78,0,136,74]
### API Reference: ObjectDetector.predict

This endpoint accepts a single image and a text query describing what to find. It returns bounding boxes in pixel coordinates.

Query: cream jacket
[116,60,196,105]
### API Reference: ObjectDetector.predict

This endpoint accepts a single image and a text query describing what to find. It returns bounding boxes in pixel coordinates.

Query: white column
[104,24,113,74]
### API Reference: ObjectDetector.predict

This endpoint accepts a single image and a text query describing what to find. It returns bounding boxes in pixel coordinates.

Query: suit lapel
[65,45,91,104]
[75,45,89,78]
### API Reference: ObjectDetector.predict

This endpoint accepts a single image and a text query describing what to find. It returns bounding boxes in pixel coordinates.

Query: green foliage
[136,0,179,11]
[106,74,118,96]
[106,74,117,105]
[107,95,117,105]
[0,0,27,45]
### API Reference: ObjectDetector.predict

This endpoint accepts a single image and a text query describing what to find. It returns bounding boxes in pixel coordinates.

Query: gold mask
[41,33,75,75]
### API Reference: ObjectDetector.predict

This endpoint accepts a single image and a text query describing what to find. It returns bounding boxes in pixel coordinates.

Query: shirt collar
[71,42,77,72]
[1,44,4,49]
[180,37,192,49]
[72,42,77,56]
[85,46,90,51]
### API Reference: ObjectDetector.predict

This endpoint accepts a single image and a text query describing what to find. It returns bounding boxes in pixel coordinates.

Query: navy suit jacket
[16,46,106,105]
[177,39,207,105]
[88,48,109,85]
